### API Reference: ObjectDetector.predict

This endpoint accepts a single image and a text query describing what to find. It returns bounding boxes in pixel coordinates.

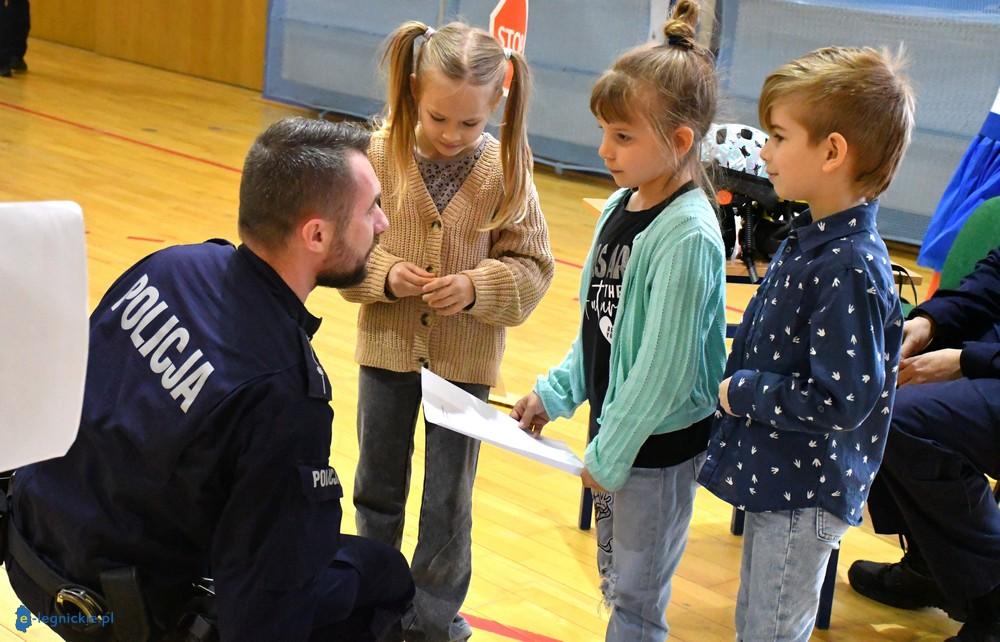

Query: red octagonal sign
[489,0,528,94]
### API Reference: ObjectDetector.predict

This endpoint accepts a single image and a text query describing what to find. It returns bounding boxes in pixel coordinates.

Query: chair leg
[815,547,839,630]
[578,486,593,530]
[731,506,745,536]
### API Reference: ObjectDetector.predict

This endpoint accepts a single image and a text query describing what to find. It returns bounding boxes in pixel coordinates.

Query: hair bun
[662,0,699,45]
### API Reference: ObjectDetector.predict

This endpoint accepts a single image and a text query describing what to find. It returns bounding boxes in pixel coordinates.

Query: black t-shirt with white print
[582,183,710,469]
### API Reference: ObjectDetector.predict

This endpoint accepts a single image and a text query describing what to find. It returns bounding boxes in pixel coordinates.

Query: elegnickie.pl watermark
[15,604,115,633]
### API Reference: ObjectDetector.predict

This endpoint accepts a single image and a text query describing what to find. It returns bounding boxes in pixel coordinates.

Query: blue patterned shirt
[698,202,903,525]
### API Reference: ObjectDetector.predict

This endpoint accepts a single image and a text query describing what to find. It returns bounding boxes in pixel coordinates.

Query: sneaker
[10,57,27,73]
[0,64,11,78]
[848,553,967,621]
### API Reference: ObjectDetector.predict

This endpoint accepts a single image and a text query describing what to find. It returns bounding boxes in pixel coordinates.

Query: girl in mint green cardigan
[511,3,727,640]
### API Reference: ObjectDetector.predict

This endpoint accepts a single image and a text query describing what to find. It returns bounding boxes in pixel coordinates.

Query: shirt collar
[237,244,323,338]
[790,200,879,253]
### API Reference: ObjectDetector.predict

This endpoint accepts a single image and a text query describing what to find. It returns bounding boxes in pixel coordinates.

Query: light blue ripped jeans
[735,507,850,642]
[595,453,706,642]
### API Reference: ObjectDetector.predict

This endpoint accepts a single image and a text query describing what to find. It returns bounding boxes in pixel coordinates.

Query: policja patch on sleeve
[297,464,343,503]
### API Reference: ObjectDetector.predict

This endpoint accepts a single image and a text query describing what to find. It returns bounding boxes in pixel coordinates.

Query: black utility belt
[3,510,216,642]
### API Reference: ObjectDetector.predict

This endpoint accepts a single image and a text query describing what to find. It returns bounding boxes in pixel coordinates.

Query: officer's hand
[901,315,934,359]
[387,262,434,298]
[897,348,962,387]
[422,274,475,316]
[510,391,550,436]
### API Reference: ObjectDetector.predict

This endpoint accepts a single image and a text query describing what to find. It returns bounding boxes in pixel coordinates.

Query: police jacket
[11,241,347,641]
[916,246,1000,379]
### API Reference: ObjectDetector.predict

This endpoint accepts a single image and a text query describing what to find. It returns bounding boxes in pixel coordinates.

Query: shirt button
[421,313,430,326]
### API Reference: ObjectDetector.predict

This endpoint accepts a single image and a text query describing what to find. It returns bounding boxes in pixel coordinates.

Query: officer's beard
[315,239,374,289]
[317,263,367,289]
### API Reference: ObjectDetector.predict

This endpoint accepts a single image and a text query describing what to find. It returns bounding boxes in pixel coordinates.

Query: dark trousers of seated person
[0,0,29,63]
[867,378,1000,603]
[6,534,414,642]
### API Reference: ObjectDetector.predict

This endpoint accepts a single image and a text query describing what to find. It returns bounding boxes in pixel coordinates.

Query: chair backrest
[939,196,1000,290]
[0,201,89,471]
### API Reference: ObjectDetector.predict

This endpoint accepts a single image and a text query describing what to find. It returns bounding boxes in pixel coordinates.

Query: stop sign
[489,0,528,94]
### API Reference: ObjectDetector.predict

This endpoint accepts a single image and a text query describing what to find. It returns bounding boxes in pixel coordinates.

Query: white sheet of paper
[0,202,88,470]
[421,368,583,475]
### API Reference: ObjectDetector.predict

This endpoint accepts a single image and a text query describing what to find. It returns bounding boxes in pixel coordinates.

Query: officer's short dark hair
[238,117,372,248]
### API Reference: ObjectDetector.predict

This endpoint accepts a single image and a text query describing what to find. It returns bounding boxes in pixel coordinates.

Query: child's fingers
[424,286,459,307]
[421,277,450,294]
[435,301,465,316]
[403,268,433,287]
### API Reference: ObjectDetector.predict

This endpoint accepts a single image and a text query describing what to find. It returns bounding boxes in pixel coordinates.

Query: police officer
[848,247,1000,642]
[4,117,414,641]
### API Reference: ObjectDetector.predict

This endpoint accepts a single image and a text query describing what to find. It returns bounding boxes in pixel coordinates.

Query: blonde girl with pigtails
[339,19,553,642]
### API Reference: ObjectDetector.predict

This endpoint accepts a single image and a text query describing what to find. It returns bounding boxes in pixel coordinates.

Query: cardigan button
[418,357,429,368]
[431,220,442,230]
[426,265,434,273]
[420,313,430,326]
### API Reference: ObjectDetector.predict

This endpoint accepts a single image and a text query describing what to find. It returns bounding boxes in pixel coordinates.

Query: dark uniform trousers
[0,0,29,63]
[867,377,1000,602]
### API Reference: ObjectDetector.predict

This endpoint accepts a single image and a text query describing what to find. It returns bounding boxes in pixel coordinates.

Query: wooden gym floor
[0,39,957,641]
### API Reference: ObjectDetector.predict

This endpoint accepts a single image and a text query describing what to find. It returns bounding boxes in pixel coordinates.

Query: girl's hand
[581,468,607,493]
[510,391,550,436]
[387,262,434,298]
[422,274,475,316]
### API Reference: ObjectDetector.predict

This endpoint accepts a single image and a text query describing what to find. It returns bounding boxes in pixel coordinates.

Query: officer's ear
[299,215,334,254]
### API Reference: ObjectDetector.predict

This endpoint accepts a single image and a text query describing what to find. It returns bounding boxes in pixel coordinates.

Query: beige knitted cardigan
[339,132,555,386]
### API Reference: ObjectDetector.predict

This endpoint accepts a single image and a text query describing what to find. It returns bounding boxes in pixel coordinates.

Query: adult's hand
[898,348,962,387]
[900,315,934,359]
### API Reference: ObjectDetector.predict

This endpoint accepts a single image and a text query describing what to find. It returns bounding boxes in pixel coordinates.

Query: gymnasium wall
[31,0,268,90]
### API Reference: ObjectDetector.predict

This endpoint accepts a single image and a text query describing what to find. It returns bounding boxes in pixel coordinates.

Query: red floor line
[3,100,748,317]
[126,236,166,243]
[0,101,242,174]
[554,257,584,270]
[461,612,563,642]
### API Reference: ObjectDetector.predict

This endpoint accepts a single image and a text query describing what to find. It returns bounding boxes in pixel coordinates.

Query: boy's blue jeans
[736,507,850,642]
[595,453,705,642]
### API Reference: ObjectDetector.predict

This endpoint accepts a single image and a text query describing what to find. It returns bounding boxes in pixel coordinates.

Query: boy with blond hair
[698,46,916,642]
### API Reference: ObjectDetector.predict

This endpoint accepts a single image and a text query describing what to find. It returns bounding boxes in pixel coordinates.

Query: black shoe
[947,615,1000,641]
[10,57,27,73]
[848,553,968,621]
[0,64,11,78]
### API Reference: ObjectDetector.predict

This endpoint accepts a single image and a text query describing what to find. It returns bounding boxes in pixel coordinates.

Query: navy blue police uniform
[866,246,1000,606]
[6,241,413,641]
